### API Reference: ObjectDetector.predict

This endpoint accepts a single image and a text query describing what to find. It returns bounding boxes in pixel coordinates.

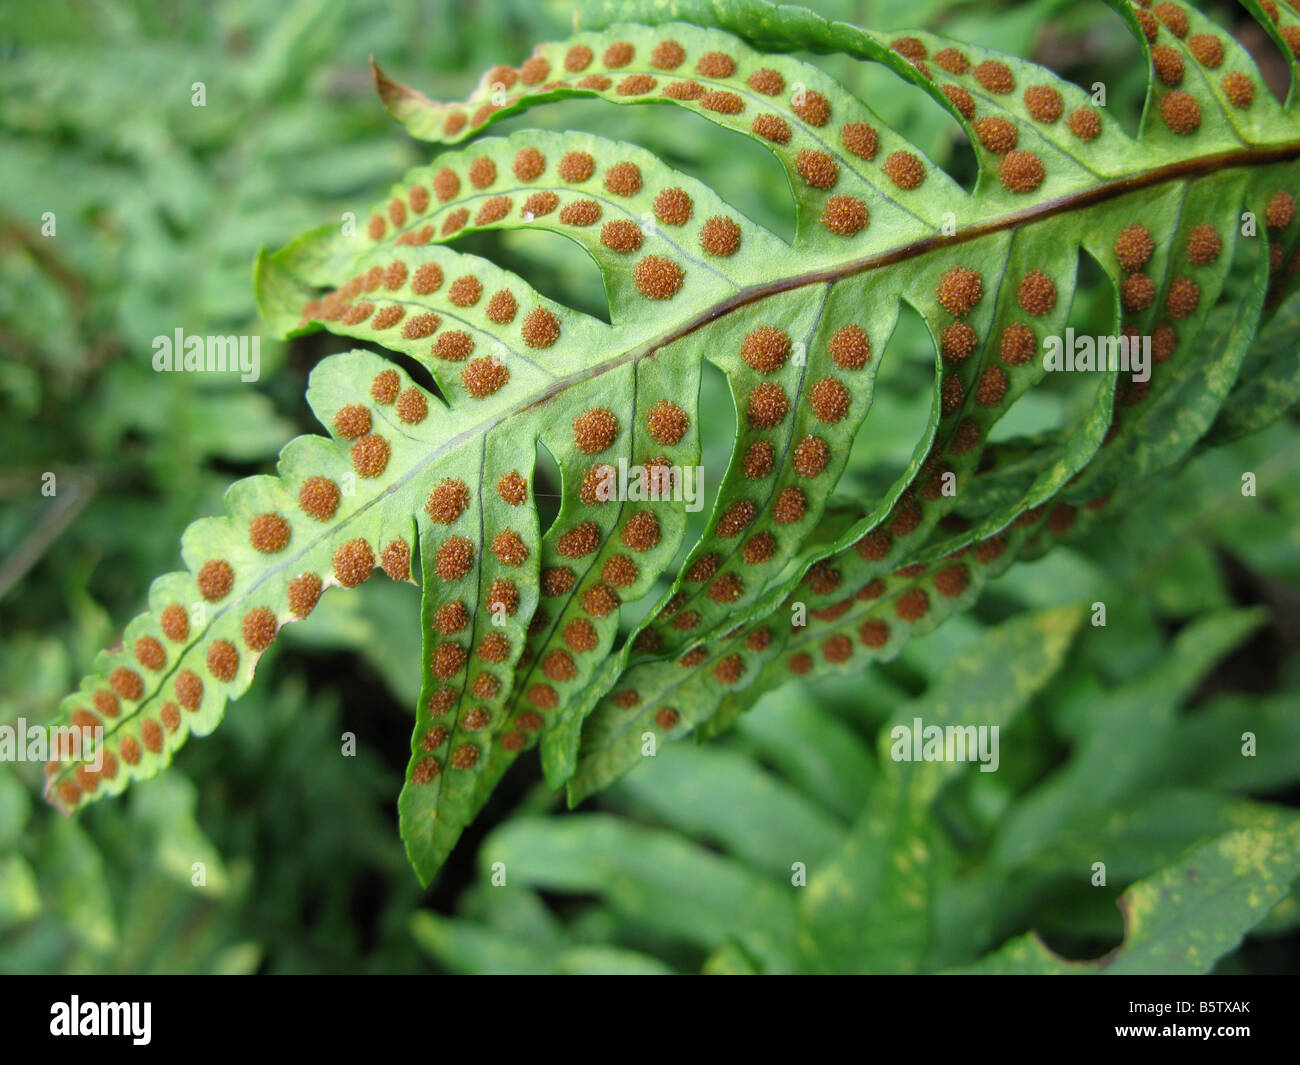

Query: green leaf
[991,608,1266,870]
[799,605,1081,973]
[411,910,554,975]
[955,821,1300,974]
[38,818,117,956]
[608,742,844,875]
[728,691,877,819]
[0,854,40,935]
[483,813,800,969]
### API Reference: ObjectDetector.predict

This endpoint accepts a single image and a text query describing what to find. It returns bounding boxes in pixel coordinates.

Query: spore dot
[796,149,839,189]
[974,60,1015,93]
[634,255,685,298]
[701,90,744,114]
[1115,223,1155,271]
[1152,45,1184,86]
[936,266,983,315]
[651,40,686,69]
[1188,33,1224,68]
[351,434,390,478]
[1024,85,1063,122]
[883,151,925,189]
[333,538,374,588]
[1017,270,1057,315]
[791,90,830,125]
[895,588,930,621]
[1160,90,1201,133]
[1166,275,1200,318]
[942,84,976,119]
[433,600,470,635]
[1266,191,1296,229]
[686,553,720,583]
[448,275,483,307]
[999,323,1037,366]
[742,532,777,565]
[468,157,496,189]
[747,382,789,429]
[477,633,510,664]
[461,357,509,398]
[1186,223,1222,265]
[836,124,878,163]
[287,573,323,618]
[892,37,927,61]
[699,216,743,255]
[582,585,620,617]
[435,536,474,582]
[558,521,601,559]
[573,407,619,453]
[160,604,189,642]
[1066,107,1101,140]
[565,45,593,72]
[604,162,642,196]
[646,399,689,445]
[748,112,793,147]
[941,322,979,363]
[541,567,575,596]
[241,607,278,652]
[109,667,143,702]
[435,331,474,361]
[1121,273,1156,312]
[490,529,528,566]
[713,655,744,684]
[655,707,682,729]
[371,369,400,404]
[976,367,1009,406]
[621,511,660,551]
[134,636,165,671]
[333,405,371,441]
[822,634,853,664]
[600,220,643,252]
[999,150,1045,193]
[717,499,758,537]
[1154,2,1188,37]
[486,289,518,324]
[197,560,234,602]
[206,640,239,682]
[772,486,807,524]
[859,617,891,647]
[934,48,969,74]
[793,435,831,477]
[665,79,706,100]
[603,41,634,67]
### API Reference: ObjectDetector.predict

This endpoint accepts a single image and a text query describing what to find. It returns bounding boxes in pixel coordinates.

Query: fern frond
[46,0,1300,885]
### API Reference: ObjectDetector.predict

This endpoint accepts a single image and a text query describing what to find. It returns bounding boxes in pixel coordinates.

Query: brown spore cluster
[936,266,983,316]
[634,255,685,298]
[883,151,925,190]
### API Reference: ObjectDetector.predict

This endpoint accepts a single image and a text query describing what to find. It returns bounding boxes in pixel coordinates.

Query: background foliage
[1,0,1297,973]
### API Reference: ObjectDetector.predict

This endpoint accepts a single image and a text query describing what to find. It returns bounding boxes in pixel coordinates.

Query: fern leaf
[46,0,1300,885]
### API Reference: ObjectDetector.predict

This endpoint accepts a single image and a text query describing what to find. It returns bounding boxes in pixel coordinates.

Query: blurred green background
[1,0,1297,973]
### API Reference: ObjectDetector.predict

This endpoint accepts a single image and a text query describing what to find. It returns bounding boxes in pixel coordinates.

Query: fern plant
[44,0,1300,885]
